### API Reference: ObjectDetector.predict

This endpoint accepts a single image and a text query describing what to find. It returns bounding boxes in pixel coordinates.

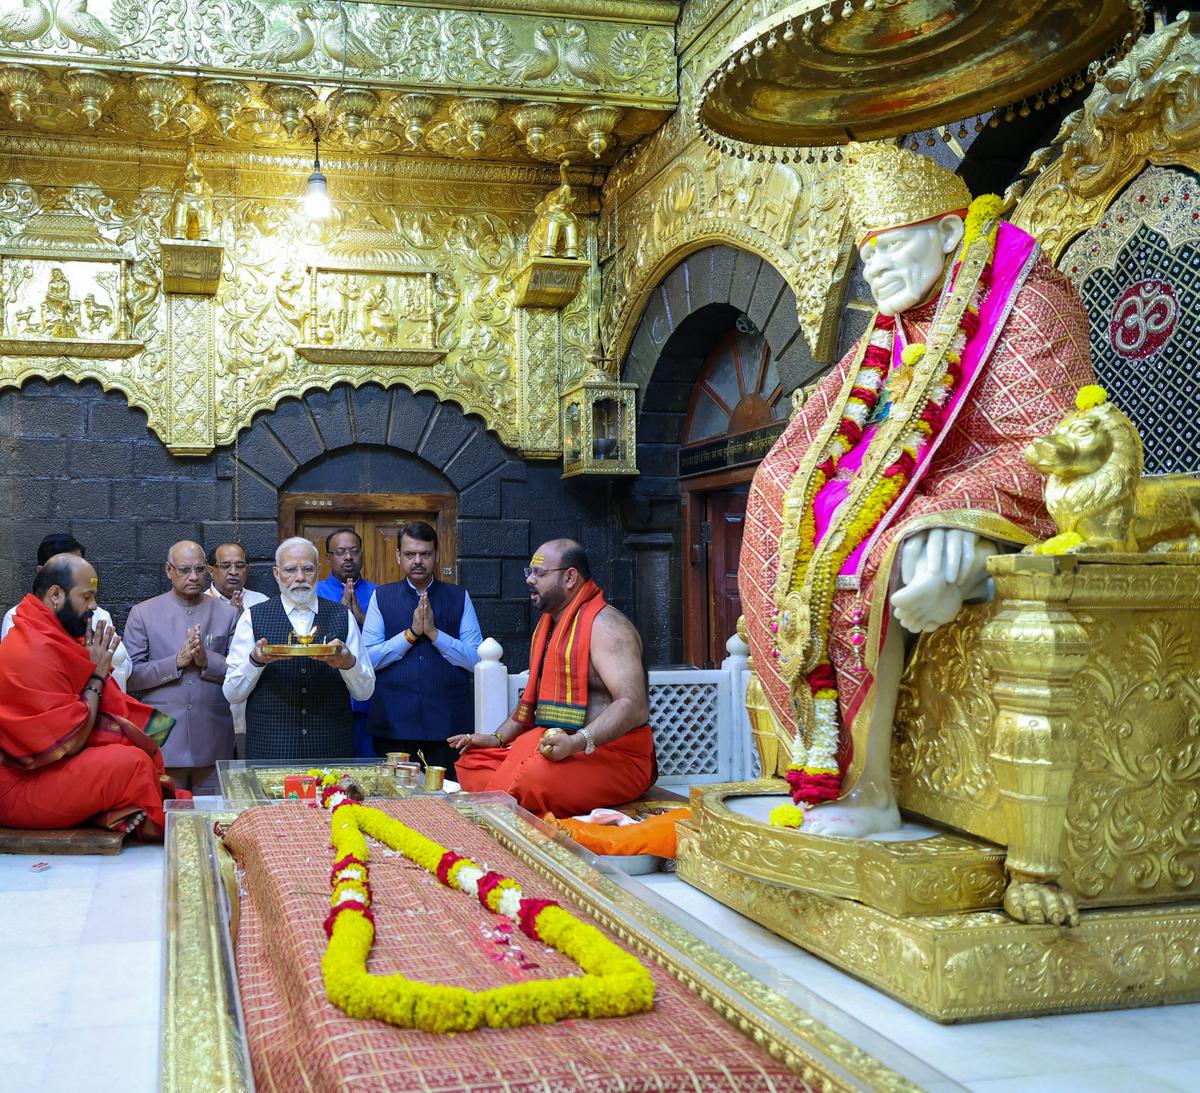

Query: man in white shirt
[205,541,267,757]
[1,533,131,692]
[205,542,269,613]
[224,537,374,762]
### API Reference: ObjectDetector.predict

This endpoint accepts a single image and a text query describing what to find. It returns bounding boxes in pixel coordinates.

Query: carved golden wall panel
[1010,13,1200,262]
[0,137,600,455]
[0,0,675,105]
[598,0,851,370]
[894,555,1200,911]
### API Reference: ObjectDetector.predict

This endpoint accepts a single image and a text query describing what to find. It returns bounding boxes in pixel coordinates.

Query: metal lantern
[560,358,638,478]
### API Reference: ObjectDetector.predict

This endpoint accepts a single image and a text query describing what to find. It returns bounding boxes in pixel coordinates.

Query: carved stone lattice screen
[508,669,739,784]
[648,679,721,779]
[1062,166,1200,475]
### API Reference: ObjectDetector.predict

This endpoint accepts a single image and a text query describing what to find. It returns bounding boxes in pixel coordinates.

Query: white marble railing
[473,633,755,785]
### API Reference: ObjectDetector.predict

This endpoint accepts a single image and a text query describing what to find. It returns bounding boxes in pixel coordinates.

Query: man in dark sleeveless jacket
[224,537,375,762]
[363,522,482,772]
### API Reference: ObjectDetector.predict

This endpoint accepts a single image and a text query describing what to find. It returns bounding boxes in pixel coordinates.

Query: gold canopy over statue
[678,12,1200,1023]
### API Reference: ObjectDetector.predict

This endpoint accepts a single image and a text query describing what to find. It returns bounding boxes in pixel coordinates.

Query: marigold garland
[776,195,1004,821]
[317,782,655,1033]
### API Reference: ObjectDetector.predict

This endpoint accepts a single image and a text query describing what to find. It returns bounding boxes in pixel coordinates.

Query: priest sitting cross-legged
[451,539,657,816]
[0,553,185,839]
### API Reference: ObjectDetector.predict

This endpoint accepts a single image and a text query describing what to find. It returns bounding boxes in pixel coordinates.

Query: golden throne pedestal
[679,552,1200,1021]
[678,14,1200,1022]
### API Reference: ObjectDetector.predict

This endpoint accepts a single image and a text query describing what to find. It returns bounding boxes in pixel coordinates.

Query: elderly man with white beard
[224,537,374,762]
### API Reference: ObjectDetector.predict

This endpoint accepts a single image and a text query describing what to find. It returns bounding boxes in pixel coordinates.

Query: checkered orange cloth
[225,799,809,1092]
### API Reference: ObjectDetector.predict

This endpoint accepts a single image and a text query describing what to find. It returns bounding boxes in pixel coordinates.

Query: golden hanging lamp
[697,0,1145,159]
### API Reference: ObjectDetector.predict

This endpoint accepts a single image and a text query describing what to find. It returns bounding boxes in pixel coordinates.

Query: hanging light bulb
[303,125,332,221]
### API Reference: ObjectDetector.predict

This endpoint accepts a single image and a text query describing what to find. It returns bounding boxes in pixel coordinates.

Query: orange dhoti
[455,724,656,816]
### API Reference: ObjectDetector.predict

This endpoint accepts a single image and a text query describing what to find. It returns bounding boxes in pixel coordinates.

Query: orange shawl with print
[514,580,606,731]
[0,593,172,770]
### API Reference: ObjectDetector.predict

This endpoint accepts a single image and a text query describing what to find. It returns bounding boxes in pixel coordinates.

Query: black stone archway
[615,245,827,665]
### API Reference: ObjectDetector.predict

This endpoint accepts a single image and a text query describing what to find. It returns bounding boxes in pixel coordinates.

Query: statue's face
[859,215,964,317]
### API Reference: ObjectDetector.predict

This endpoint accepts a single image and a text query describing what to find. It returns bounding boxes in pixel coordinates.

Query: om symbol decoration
[1109,278,1178,360]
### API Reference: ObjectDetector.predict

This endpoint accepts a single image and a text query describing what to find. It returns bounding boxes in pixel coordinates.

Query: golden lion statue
[1024,385,1200,553]
[528,160,579,260]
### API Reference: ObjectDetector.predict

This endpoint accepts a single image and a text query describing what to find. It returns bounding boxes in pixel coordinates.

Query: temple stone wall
[0,379,634,672]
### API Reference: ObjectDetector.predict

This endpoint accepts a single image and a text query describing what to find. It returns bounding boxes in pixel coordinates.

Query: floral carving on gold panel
[1063,617,1200,901]
[893,605,999,811]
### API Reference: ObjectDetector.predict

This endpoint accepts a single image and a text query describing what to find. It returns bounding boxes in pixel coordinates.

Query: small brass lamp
[560,353,638,478]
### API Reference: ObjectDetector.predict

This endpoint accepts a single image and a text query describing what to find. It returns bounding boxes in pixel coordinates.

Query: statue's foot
[1004,877,1079,926]
[800,798,902,838]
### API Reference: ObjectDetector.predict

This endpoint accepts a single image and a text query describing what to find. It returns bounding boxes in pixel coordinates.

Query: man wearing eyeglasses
[204,542,268,755]
[224,536,375,762]
[451,539,657,816]
[315,528,378,756]
[123,540,240,795]
[205,542,268,614]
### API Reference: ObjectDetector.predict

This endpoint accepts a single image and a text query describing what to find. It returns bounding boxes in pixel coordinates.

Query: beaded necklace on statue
[769,195,1004,825]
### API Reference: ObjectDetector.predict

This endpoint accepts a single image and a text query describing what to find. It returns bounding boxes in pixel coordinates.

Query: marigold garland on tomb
[775,194,1005,822]
[318,780,655,1033]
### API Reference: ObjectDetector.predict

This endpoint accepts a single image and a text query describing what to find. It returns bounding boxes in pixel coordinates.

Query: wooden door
[706,490,747,668]
[279,492,458,585]
[682,474,751,668]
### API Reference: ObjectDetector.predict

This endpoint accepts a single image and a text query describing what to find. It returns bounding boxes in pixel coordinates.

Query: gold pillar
[165,294,217,456]
[982,556,1088,922]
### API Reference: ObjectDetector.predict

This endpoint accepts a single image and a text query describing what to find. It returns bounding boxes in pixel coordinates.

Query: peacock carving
[0,0,51,45]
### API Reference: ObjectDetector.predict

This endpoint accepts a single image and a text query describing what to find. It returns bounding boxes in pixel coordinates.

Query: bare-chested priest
[0,553,185,837]
[452,540,657,815]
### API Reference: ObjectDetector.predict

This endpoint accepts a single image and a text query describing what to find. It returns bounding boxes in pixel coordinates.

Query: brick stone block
[55,478,111,518]
[638,411,685,445]
[747,263,786,334]
[70,519,141,563]
[201,519,279,563]
[138,521,202,563]
[459,558,501,598]
[763,288,800,359]
[14,396,86,437]
[114,478,175,521]
[307,387,354,452]
[89,398,150,440]
[662,262,691,332]
[728,251,763,314]
[444,429,506,490]
[349,383,392,446]
[234,426,296,487]
[474,599,528,641]
[266,400,324,467]
[70,438,133,479]
[459,466,504,519]
[459,518,528,557]
[132,442,215,479]
[12,438,68,475]
[12,476,53,518]
[705,246,738,304]
[229,465,278,520]
[176,480,220,520]
[418,404,475,470]
[388,389,436,452]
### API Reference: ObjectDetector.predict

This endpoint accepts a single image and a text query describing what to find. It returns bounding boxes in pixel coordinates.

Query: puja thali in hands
[261,626,339,657]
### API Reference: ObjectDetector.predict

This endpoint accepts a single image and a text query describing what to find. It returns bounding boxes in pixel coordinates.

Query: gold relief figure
[360,280,397,346]
[528,161,579,260]
[0,0,51,45]
[41,266,79,337]
[168,144,215,241]
[82,291,111,333]
[1026,388,1200,553]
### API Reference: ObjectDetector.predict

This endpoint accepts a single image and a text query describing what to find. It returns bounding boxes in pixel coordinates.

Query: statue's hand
[1004,876,1080,927]
[891,529,996,634]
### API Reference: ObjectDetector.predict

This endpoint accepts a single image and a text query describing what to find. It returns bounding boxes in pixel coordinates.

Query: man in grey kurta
[124,540,239,794]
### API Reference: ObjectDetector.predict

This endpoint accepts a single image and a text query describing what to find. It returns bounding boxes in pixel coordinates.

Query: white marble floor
[1,811,1198,1093]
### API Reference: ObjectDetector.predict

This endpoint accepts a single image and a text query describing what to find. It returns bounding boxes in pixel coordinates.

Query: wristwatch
[578,727,596,755]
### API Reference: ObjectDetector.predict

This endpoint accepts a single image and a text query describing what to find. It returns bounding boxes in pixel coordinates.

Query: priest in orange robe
[0,553,184,838]
[452,539,656,816]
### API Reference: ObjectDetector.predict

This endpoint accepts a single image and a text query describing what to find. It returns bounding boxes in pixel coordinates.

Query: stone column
[624,530,677,666]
